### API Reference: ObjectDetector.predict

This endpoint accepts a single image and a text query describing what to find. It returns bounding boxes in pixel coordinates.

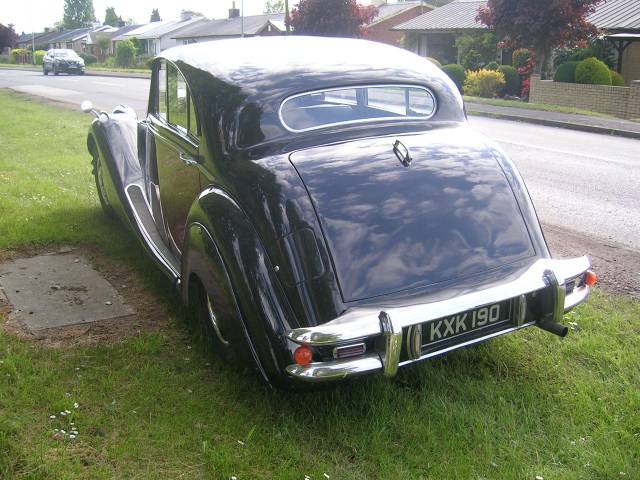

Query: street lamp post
[241,0,244,38]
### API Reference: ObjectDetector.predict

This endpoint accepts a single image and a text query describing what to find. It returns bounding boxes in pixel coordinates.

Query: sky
[1,0,289,35]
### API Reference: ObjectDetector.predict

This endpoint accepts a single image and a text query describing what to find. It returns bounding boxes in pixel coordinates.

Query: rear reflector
[584,270,597,286]
[333,343,366,360]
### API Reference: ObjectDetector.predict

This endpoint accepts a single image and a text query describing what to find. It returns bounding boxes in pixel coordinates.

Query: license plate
[423,300,512,345]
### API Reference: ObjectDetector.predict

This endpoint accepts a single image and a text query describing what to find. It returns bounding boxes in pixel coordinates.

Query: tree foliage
[116,39,136,67]
[455,32,498,68]
[264,0,285,13]
[0,23,18,49]
[150,8,161,22]
[63,0,96,29]
[477,0,600,72]
[288,0,378,38]
[104,6,123,27]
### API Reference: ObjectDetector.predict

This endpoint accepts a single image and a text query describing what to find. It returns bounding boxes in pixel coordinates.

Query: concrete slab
[0,253,134,331]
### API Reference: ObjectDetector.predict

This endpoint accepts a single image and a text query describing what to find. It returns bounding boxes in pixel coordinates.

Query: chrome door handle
[179,152,197,166]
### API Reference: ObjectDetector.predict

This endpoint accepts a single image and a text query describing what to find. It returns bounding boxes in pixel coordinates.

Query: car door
[147,59,201,256]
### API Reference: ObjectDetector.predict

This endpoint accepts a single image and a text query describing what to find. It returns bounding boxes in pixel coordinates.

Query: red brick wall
[366,5,432,47]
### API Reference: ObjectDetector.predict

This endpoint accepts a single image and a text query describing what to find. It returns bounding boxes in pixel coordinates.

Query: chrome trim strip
[286,257,590,346]
[278,83,437,133]
[564,284,590,312]
[285,353,382,382]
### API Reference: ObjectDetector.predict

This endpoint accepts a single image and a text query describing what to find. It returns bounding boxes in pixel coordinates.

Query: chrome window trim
[278,84,438,133]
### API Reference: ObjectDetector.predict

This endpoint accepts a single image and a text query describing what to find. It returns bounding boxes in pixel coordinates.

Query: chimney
[229,1,240,19]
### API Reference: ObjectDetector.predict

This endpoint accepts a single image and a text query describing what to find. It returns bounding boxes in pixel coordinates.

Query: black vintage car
[43,49,85,75]
[83,37,595,386]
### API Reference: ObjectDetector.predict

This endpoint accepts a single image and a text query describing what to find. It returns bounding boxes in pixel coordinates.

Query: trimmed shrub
[575,57,611,85]
[10,48,29,63]
[485,61,500,71]
[463,69,505,98]
[512,48,532,69]
[34,50,46,65]
[80,53,98,64]
[498,65,520,96]
[426,57,441,67]
[610,69,625,86]
[554,61,579,83]
[116,39,136,68]
[441,64,466,93]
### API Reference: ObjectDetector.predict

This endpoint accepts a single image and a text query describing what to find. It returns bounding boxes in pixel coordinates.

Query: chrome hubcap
[206,295,229,346]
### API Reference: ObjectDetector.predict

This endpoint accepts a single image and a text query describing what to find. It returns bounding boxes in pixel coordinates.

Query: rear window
[279,85,436,133]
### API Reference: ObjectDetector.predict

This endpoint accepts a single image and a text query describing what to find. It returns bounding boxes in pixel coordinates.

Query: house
[133,14,208,57]
[112,21,173,56]
[366,1,433,47]
[394,0,640,82]
[393,0,488,64]
[46,27,94,52]
[172,6,285,44]
[89,25,141,57]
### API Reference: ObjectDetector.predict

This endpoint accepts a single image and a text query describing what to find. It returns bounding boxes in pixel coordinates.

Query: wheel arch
[182,186,298,385]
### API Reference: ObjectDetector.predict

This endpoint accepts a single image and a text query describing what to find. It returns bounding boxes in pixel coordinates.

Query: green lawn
[0,90,638,479]
[464,96,617,119]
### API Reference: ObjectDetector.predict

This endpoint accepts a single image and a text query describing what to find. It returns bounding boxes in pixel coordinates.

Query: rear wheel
[43,65,48,75]
[188,276,239,365]
[53,65,58,75]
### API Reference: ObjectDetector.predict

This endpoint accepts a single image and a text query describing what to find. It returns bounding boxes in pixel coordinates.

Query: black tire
[43,66,48,75]
[91,150,115,218]
[53,65,58,75]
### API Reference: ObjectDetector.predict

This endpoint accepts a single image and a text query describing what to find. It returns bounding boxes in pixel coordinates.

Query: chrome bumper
[285,257,591,383]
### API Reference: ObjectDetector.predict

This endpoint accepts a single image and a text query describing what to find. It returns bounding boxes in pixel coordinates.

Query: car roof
[160,36,445,97]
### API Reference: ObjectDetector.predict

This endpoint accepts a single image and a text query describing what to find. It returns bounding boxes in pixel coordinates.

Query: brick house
[366,1,433,47]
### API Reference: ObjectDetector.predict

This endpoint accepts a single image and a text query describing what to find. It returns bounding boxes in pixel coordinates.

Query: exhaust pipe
[536,321,569,337]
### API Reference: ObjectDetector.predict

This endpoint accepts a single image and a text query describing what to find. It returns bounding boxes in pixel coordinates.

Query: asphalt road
[2,68,639,252]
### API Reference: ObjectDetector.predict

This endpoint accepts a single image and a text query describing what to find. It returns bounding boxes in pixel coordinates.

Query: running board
[125,184,181,283]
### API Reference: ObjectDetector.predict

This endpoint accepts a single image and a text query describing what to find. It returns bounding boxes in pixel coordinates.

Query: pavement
[466,101,640,140]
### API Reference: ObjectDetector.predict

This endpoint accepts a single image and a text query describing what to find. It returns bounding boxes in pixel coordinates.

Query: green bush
[441,64,466,93]
[498,65,521,96]
[554,61,579,83]
[34,50,46,65]
[575,57,611,85]
[461,49,482,70]
[463,69,506,98]
[116,39,136,68]
[610,69,625,86]
[80,53,98,64]
[485,61,500,71]
[426,57,441,68]
[512,48,532,69]
[102,56,117,67]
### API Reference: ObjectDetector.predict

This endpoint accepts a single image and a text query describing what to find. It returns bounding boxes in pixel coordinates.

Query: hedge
[441,64,466,93]
[575,57,611,85]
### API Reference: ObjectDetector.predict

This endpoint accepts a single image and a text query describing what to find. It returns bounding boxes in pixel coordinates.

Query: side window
[167,63,188,132]
[158,60,167,120]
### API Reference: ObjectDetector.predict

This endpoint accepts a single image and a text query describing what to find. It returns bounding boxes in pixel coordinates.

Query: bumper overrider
[285,257,593,383]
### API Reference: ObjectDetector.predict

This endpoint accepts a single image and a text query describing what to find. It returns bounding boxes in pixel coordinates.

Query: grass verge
[0,90,638,479]
[464,96,617,119]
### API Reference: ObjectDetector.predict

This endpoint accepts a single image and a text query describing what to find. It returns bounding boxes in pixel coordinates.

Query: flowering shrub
[463,69,506,98]
[517,55,536,98]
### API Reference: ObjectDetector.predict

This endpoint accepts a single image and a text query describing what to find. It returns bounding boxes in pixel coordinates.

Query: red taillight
[585,270,597,286]
[293,345,313,366]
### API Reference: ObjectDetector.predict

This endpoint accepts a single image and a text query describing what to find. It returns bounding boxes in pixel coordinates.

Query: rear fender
[183,186,297,383]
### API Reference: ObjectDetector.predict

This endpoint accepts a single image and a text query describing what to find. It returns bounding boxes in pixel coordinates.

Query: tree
[116,39,136,67]
[264,0,285,13]
[104,6,123,27]
[288,0,377,38]
[63,0,96,29]
[477,0,601,73]
[96,34,111,60]
[150,8,161,22]
[0,23,18,49]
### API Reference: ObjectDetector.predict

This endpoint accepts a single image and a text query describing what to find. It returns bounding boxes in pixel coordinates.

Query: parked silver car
[43,49,85,75]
